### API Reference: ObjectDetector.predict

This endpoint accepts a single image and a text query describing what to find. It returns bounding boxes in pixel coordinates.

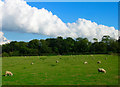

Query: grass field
[2,55,119,85]
[0,57,2,86]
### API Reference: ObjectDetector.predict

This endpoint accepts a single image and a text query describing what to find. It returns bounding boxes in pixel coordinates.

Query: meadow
[2,55,119,85]
[0,57,2,86]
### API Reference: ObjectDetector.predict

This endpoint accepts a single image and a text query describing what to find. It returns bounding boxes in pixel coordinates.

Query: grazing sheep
[97,61,101,64]
[56,60,59,63]
[31,62,34,65]
[98,68,106,73]
[84,61,88,64]
[90,55,93,56]
[5,71,13,76]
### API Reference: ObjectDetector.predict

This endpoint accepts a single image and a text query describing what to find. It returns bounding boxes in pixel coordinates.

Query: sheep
[5,71,13,76]
[98,68,106,73]
[56,60,59,63]
[31,62,34,65]
[84,61,88,64]
[97,61,101,64]
[90,55,93,56]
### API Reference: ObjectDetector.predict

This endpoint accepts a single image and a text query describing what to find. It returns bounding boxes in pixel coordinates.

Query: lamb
[98,68,106,73]
[97,61,101,64]
[84,61,88,64]
[5,71,13,76]
[56,60,59,63]
[31,62,34,65]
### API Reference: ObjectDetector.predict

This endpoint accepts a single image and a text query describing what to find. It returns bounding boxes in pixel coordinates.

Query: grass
[2,54,119,85]
[0,57,2,86]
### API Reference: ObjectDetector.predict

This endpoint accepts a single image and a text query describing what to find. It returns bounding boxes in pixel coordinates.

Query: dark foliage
[1,36,120,56]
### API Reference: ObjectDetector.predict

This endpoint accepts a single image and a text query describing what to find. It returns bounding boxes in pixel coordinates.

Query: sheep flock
[4,56,107,77]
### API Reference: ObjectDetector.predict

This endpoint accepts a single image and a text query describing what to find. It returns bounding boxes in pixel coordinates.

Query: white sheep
[97,61,101,64]
[56,60,59,63]
[31,62,34,65]
[98,68,106,73]
[84,61,88,64]
[5,71,13,76]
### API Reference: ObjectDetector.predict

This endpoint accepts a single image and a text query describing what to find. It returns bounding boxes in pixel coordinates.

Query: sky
[1,0,119,43]
[27,2,118,28]
[1,0,120,2]
[25,0,119,2]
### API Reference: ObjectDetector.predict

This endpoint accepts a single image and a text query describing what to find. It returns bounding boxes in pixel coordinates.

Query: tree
[28,39,41,49]
[55,36,64,54]
[107,38,118,53]
[118,36,120,54]
[102,35,110,44]
[93,38,98,43]
[46,38,58,54]
[101,36,118,53]
[40,39,52,54]
[90,42,99,54]
[75,37,90,53]
[2,52,9,57]
[97,42,107,53]
[63,37,75,54]
[0,45,2,55]
[1,36,118,56]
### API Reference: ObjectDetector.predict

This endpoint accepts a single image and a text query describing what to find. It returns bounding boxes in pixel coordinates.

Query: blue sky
[25,0,119,2]
[3,2,118,41]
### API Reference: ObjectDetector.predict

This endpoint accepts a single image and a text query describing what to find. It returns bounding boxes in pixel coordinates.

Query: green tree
[40,39,52,54]
[55,36,64,54]
[75,37,90,53]
[28,39,41,49]
[63,37,75,54]
[102,36,118,53]
[93,38,98,43]
[2,52,9,57]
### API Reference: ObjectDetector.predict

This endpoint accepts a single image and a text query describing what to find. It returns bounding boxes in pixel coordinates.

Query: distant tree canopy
[1,36,120,56]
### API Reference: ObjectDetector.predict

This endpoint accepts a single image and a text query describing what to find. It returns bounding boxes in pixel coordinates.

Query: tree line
[1,35,120,57]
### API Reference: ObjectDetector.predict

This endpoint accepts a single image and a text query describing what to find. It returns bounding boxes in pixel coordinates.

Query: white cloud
[0,0,3,30]
[0,31,11,45]
[67,18,118,41]
[2,0,71,37]
[1,0,119,42]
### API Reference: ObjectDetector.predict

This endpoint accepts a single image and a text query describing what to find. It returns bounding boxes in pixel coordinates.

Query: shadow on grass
[40,58,47,61]
[51,64,56,67]
[2,75,5,76]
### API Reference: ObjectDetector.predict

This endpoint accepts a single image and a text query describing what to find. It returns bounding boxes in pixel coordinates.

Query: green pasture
[2,55,119,85]
[0,57,2,86]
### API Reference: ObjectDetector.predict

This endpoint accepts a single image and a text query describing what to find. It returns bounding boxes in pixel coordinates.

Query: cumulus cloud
[67,18,118,41]
[0,32,10,45]
[1,0,119,42]
[0,0,3,30]
[2,0,72,37]
[0,0,10,45]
